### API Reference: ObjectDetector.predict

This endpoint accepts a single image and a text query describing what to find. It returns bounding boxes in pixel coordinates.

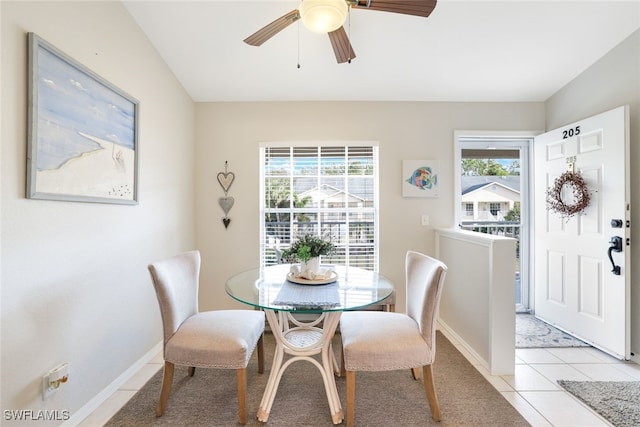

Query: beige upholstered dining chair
[339,251,447,426]
[148,250,265,425]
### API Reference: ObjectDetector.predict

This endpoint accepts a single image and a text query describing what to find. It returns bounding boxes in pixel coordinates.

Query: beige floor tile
[571,363,638,381]
[502,365,561,391]
[150,351,164,364]
[476,365,514,392]
[500,391,553,427]
[518,391,611,427]
[611,361,640,380]
[530,363,592,383]
[545,347,605,364]
[516,348,565,364]
[77,390,136,427]
[120,363,162,390]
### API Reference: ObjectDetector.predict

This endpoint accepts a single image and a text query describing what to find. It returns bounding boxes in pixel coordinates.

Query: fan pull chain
[347,7,352,63]
[297,20,301,69]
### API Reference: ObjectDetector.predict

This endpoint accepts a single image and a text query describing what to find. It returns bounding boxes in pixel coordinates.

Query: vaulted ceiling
[123,0,640,102]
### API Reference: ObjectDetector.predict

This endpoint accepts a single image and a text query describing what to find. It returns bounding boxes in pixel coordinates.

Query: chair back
[148,250,201,345]
[405,251,447,350]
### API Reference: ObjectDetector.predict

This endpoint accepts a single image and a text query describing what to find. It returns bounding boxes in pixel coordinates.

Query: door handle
[608,236,622,275]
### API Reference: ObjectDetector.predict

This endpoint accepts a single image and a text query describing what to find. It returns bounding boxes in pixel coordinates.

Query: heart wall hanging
[217,161,235,229]
[217,170,235,194]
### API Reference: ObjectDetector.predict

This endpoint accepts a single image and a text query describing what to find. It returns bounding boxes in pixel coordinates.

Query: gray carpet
[106,332,530,426]
[558,380,640,427]
[516,314,590,348]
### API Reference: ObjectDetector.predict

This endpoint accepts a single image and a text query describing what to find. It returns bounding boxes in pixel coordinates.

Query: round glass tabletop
[225,264,395,313]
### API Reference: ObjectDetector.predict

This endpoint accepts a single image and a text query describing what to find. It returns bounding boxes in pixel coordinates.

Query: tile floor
[449,334,640,427]
[79,336,640,427]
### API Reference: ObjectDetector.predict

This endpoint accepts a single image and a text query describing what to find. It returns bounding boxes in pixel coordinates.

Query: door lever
[608,236,622,275]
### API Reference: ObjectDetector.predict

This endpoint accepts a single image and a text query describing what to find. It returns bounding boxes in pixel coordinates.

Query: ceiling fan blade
[350,0,437,18]
[243,9,300,46]
[328,27,356,64]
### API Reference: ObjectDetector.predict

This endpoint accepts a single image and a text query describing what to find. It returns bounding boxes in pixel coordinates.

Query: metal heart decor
[217,162,234,230]
[218,196,234,214]
[217,172,235,194]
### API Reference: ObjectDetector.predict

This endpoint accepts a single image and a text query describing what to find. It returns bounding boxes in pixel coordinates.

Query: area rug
[558,380,640,427]
[516,314,589,348]
[106,332,530,426]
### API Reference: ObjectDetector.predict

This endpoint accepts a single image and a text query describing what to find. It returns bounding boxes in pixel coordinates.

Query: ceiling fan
[243,0,437,64]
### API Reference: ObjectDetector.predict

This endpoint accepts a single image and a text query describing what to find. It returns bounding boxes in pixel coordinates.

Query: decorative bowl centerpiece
[281,233,336,283]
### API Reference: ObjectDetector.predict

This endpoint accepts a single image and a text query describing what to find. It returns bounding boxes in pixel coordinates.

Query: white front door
[533,106,630,359]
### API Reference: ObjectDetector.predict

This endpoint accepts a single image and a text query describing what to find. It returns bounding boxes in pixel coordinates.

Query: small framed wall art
[402,160,439,198]
[27,33,139,204]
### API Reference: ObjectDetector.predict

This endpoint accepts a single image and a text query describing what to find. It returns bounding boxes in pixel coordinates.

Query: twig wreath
[546,171,591,219]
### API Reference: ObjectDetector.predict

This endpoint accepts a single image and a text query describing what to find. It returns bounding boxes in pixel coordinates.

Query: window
[489,202,501,216]
[260,143,379,271]
[464,203,474,217]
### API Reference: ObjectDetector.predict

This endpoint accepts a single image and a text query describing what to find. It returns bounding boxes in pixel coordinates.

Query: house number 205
[562,126,581,139]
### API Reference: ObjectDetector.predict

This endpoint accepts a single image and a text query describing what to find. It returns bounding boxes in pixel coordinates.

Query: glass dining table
[225,263,395,424]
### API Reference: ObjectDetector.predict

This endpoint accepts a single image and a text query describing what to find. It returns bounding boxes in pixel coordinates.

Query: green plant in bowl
[281,233,335,263]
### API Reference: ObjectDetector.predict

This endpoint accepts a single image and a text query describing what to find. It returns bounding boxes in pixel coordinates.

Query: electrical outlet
[42,363,69,399]
[421,214,430,226]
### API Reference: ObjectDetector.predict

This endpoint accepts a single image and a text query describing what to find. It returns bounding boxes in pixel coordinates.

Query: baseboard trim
[63,341,163,426]
[437,319,490,372]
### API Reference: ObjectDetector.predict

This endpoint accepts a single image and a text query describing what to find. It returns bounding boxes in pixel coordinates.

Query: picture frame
[27,33,139,205]
[402,160,440,198]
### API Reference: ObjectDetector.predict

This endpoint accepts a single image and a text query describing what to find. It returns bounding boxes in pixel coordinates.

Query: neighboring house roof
[461,176,520,195]
[298,183,365,203]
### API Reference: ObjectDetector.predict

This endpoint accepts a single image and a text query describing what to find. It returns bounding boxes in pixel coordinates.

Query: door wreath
[546,171,591,219]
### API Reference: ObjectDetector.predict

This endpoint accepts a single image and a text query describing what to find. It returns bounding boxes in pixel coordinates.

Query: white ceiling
[123,0,640,102]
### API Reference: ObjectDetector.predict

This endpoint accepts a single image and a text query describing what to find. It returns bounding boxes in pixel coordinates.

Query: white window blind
[260,144,379,271]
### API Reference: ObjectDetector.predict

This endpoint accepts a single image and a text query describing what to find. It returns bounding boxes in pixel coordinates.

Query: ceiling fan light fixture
[299,0,348,33]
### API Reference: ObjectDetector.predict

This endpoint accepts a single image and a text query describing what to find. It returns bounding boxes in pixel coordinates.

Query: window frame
[454,130,535,313]
[259,141,380,272]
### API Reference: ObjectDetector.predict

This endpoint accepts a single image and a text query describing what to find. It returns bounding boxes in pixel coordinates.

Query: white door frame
[454,130,540,312]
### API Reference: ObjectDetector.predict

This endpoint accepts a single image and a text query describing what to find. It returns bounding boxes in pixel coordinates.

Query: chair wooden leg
[257,334,265,374]
[423,364,441,421]
[340,347,346,378]
[411,367,421,380]
[157,361,175,417]
[237,368,247,425]
[188,367,196,377]
[346,370,356,427]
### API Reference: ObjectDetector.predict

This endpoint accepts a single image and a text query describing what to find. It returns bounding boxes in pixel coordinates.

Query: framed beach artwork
[402,160,439,198]
[27,33,139,205]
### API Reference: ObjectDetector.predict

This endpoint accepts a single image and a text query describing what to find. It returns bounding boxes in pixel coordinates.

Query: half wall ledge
[435,228,516,375]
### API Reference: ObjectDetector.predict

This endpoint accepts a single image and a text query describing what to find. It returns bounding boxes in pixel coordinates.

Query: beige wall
[194,102,545,314]
[545,29,640,360]
[1,1,195,421]
[1,1,636,423]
